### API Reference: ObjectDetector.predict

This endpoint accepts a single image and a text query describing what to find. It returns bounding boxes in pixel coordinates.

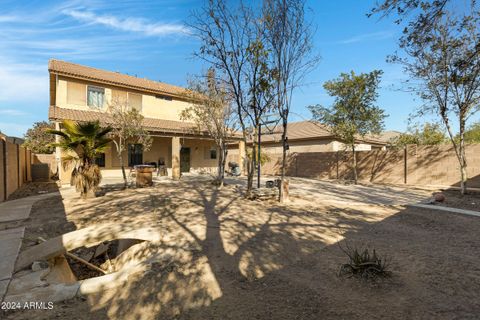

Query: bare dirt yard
[3,177,480,320]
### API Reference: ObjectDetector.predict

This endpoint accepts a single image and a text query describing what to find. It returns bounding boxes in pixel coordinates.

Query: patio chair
[128,167,136,185]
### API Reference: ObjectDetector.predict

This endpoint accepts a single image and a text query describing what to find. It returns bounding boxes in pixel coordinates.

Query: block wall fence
[0,135,34,201]
[229,144,480,189]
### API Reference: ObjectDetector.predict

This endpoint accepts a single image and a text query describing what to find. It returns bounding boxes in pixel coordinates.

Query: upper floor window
[111,90,142,112]
[155,94,173,101]
[87,86,105,109]
[67,81,86,105]
[128,93,142,112]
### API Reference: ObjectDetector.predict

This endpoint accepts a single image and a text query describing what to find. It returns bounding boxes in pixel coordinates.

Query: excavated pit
[6,225,167,304]
[67,239,146,280]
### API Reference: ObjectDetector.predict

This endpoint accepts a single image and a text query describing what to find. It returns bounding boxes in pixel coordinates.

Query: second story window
[87,86,105,109]
[155,94,173,101]
[128,93,142,112]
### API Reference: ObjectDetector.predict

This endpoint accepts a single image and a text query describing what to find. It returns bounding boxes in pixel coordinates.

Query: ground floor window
[95,153,105,167]
[128,144,143,167]
[210,147,217,159]
[204,146,217,160]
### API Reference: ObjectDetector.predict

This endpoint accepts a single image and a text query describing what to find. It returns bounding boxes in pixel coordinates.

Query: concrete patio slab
[0,227,25,281]
[0,227,24,302]
[411,203,480,217]
[0,279,9,302]
[0,192,60,223]
[225,176,432,206]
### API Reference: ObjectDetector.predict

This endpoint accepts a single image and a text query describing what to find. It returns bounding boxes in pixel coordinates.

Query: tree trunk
[459,120,467,195]
[120,154,128,189]
[279,119,288,203]
[246,146,254,196]
[217,145,227,188]
[352,144,358,185]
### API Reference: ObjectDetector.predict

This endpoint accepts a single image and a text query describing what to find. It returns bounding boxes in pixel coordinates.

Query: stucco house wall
[56,76,193,122]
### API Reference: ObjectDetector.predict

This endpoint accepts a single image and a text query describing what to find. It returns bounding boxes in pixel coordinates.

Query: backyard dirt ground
[3,177,480,320]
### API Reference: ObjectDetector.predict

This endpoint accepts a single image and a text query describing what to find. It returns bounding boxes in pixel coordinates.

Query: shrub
[339,243,390,280]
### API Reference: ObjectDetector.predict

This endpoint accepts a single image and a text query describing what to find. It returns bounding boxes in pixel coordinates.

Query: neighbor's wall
[33,154,56,176]
[253,144,480,188]
[0,135,33,201]
[56,76,194,122]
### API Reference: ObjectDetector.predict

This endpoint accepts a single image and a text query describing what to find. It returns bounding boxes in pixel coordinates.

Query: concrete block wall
[0,135,34,201]
[258,144,480,188]
[33,154,56,176]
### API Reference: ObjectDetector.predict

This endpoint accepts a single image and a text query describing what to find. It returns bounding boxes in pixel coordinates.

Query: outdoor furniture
[157,158,168,176]
[227,162,241,176]
[134,164,155,187]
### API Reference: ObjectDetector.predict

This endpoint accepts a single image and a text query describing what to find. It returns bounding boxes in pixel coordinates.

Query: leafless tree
[108,98,152,188]
[190,0,274,195]
[181,69,239,187]
[263,0,319,202]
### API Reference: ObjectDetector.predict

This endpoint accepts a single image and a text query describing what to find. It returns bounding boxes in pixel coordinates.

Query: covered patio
[49,106,245,184]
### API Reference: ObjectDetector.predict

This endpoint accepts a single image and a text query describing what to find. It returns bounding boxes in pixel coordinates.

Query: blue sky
[0,0,466,137]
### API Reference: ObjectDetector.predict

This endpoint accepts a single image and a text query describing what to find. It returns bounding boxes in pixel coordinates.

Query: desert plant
[339,243,390,280]
[48,120,112,198]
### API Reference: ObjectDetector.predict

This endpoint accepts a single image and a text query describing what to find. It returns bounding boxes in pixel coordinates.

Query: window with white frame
[87,86,105,109]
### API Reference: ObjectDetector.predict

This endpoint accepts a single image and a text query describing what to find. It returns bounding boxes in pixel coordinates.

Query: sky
[0,0,473,137]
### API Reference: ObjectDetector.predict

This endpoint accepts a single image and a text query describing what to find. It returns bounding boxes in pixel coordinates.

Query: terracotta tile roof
[261,120,386,145]
[48,59,187,97]
[49,106,205,135]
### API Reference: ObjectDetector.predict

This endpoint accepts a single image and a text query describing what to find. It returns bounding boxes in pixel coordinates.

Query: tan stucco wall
[181,138,218,173]
[57,136,218,183]
[56,76,194,122]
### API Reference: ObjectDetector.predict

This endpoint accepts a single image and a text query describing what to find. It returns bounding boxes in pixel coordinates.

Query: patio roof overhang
[48,106,243,141]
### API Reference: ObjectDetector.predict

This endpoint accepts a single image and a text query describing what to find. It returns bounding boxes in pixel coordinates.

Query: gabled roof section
[261,120,387,145]
[48,59,187,98]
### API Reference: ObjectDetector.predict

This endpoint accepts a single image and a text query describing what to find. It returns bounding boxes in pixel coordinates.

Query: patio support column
[172,137,181,180]
[238,140,245,176]
[54,121,64,185]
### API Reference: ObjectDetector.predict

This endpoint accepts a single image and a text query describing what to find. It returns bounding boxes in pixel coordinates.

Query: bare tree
[190,0,274,195]
[263,0,319,202]
[108,98,152,188]
[181,69,239,187]
[389,6,480,194]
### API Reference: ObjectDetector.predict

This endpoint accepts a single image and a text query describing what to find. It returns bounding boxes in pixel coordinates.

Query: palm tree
[48,120,112,198]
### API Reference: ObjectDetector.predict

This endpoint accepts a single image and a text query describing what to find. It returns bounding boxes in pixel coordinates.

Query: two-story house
[48,59,244,183]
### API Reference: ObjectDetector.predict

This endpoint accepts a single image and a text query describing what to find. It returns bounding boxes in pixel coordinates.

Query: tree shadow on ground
[6,179,480,319]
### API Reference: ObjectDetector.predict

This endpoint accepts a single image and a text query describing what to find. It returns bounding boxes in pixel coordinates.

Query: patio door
[128,144,143,167]
[180,147,190,173]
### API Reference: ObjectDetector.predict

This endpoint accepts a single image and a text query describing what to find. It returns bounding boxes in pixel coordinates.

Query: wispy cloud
[0,109,30,116]
[0,59,47,103]
[63,9,190,36]
[0,15,19,23]
[338,31,394,44]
